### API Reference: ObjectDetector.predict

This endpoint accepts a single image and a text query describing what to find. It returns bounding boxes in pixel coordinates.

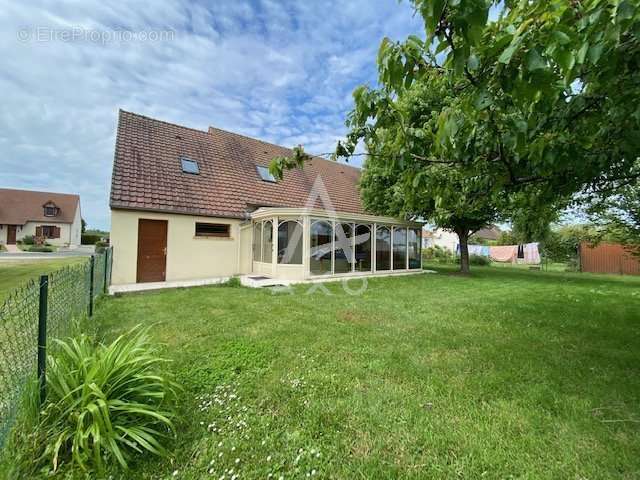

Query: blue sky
[0,1,424,230]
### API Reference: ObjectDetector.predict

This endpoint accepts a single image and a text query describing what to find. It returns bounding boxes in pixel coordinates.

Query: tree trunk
[457,228,471,274]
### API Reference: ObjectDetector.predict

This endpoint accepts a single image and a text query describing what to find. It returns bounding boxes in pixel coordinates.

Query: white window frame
[277,219,303,265]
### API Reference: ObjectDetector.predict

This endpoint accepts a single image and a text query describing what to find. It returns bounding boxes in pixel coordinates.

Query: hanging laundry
[517,244,525,259]
[457,244,491,257]
[489,245,518,263]
[468,245,489,256]
[523,242,541,264]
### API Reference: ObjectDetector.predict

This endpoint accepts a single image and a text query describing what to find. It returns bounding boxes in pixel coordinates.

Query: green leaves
[467,53,480,71]
[270,0,640,274]
[498,38,520,64]
[270,145,312,180]
[40,327,178,473]
[377,37,393,69]
[616,0,636,21]
[420,0,446,38]
[552,30,571,45]
[473,87,493,110]
[587,42,605,64]
[554,48,575,73]
[525,48,547,71]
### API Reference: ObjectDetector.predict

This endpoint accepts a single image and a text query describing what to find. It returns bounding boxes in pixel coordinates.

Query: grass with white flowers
[88,267,640,478]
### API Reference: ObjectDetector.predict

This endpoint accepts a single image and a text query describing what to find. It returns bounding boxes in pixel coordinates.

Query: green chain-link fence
[0,248,113,448]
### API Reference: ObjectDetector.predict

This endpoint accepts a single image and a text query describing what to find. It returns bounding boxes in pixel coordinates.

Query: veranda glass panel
[278,220,303,264]
[262,220,273,263]
[408,228,421,269]
[376,226,391,271]
[354,225,372,272]
[252,222,261,261]
[393,227,407,270]
[310,220,333,275]
[334,223,354,274]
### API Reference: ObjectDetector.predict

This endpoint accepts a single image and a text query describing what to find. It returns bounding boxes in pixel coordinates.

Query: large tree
[347,75,504,273]
[272,0,640,272]
[586,182,640,254]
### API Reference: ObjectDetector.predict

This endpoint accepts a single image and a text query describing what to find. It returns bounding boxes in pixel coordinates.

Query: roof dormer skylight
[180,156,200,174]
[256,165,276,183]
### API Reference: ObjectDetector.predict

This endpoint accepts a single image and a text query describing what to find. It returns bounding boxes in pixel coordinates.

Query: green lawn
[0,258,86,303]
[86,266,640,479]
[487,261,570,272]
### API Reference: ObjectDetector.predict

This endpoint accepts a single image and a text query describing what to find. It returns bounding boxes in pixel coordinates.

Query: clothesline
[457,242,541,264]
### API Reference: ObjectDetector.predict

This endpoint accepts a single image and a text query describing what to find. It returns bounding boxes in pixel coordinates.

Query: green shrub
[221,276,242,287]
[95,240,109,253]
[39,327,178,474]
[469,254,491,266]
[28,246,54,253]
[422,245,457,264]
[565,257,580,272]
[81,234,101,245]
[22,235,35,245]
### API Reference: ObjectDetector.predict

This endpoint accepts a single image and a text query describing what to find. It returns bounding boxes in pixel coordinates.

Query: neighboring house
[0,188,82,248]
[473,225,502,242]
[109,111,422,286]
[423,228,460,252]
[424,225,502,252]
[420,229,433,249]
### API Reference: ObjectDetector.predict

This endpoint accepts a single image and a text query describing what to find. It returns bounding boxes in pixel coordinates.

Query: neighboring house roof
[110,110,366,219]
[474,226,502,241]
[0,188,80,225]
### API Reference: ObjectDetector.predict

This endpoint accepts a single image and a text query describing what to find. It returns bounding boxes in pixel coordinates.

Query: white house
[423,225,503,252]
[0,188,82,248]
[109,111,423,286]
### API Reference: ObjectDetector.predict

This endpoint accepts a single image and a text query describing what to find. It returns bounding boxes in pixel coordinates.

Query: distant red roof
[0,188,79,225]
[110,110,366,219]
[474,226,502,240]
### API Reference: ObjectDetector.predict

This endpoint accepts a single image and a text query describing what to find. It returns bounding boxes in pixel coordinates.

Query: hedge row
[81,234,102,245]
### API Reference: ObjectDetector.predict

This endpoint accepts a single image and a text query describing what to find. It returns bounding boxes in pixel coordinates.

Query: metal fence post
[38,275,48,404]
[108,247,113,286]
[104,251,109,294]
[88,255,95,317]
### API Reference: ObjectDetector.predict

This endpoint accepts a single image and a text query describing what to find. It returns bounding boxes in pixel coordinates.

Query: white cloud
[0,0,422,229]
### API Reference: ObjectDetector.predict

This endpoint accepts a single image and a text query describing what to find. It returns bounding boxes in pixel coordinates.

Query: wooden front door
[136,219,167,283]
[7,225,17,245]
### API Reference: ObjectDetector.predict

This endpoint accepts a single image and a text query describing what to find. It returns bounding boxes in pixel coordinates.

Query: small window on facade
[181,157,200,174]
[43,203,58,216]
[195,222,230,237]
[256,165,276,182]
[38,225,59,238]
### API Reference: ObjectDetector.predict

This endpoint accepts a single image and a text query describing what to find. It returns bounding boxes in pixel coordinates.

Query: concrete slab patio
[109,270,430,295]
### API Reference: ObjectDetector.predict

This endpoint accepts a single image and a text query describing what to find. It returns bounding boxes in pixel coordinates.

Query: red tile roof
[474,226,502,240]
[110,110,366,219]
[0,188,79,225]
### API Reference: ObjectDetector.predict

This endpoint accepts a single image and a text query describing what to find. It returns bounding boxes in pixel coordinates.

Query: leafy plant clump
[218,276,242,288]
[469,254,491,266]
[28,245,54,252]
[423,245,458,264]
[39,327,178,474]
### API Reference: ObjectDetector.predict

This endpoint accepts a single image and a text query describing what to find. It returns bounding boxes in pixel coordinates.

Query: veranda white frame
[250,207,422,280]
